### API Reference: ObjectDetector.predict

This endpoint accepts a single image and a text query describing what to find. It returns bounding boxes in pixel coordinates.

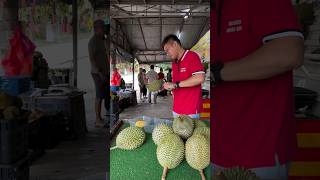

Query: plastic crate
[0,119,28,164]
[19,89,47,111]
[0,155,30,180]
[32,93,87,139]
[0,76,31,96]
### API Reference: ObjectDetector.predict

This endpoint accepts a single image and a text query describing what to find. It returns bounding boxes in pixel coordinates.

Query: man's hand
[163,82,176,91]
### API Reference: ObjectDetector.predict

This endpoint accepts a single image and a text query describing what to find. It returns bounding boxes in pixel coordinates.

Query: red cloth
[1,27,36,76]
[211,0,302,168]
[158,72,165,80]
[172,50,204,114]
[111,71,121,86]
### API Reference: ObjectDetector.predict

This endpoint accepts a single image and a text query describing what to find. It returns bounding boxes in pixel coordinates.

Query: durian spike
[162,167,168,180]
[199,169,206,180]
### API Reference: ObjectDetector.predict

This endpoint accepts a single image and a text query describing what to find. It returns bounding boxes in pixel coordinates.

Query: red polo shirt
[211,0,303,168]
[172,50,204,114]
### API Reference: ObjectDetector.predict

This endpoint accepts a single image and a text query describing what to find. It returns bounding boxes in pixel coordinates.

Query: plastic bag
[1,26,36,76]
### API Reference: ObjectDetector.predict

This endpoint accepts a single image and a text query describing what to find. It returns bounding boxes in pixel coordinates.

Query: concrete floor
[120,94,174,121]
[30,91,108,180]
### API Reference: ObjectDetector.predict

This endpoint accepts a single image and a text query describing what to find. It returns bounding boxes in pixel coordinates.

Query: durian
[146,80,162,92]
[193,127,210,141]
[112,126,145,150]
[186,134,210,180]
[152,123,174,145]
[157,133,185,180]
[173,115,194,139]
[213,167,260,180]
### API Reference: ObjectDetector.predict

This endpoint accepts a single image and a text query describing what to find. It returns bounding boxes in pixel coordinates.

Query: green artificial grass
[110,122,211,180]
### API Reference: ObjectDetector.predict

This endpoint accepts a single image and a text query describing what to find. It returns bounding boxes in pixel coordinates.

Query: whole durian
[185,134,210,171]
[173,115,194,139]
[157,133,185,169]
[152,123,174,145]
[193,127,210,141]
[146,80,162,92]
[115,126,145,150]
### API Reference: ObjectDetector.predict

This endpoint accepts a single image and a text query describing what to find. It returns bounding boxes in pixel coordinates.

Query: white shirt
[146,69,158,84]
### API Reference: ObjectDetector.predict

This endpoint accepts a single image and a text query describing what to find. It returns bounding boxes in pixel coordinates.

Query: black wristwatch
[175,81,180,89]
[211,62,224,85]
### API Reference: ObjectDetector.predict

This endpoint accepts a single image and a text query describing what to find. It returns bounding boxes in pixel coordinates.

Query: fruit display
[113,126,146,150]
[173,115,194,139]
[112,115,211,180]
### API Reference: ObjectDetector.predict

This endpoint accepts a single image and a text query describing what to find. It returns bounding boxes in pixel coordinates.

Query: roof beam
[137,18,148,50]
[111,4,134,16]
[110,11,209,15]
[110,1,210,5]
[112,15,209,19]
[191,17,209,48]
[159,5,162,48]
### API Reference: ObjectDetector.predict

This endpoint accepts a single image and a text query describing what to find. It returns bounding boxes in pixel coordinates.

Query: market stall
[109,1,211,179]
[0,0,108,179]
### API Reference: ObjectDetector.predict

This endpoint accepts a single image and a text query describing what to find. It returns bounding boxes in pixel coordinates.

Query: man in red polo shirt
[211,0,304,179]
[162,34,205,118]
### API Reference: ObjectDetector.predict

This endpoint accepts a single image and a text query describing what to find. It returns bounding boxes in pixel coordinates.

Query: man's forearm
[220,36,304,82]
[179,74,205,88]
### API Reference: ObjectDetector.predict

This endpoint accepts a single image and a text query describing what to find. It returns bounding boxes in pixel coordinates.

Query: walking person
[146,65,159,103]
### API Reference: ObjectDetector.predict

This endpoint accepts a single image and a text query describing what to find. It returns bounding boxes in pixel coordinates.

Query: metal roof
[110,2,210,64]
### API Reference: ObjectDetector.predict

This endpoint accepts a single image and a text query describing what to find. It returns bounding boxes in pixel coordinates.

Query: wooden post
[72,0,78,87]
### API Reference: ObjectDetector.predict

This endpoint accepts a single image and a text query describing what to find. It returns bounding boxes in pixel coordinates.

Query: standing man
[211,0,304,179]
[146,65,159,103]
[138,68,145,101]
[88,19,108,128]
[158,68,165,80]
[162,34,205,118]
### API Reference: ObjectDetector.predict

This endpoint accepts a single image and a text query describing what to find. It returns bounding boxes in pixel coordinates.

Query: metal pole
[72,0,78,87]
[132,59,134,89]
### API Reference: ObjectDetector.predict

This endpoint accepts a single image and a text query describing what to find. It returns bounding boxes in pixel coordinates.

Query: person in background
[110,67,121,92]
[142,69,148,99]
[158,68,167,97]
[167,68,172,83]
[211,0,304,179]
[88,19,108,128]
[146,65,159,103]
[138,68,145,101]
[158,68,165,80]
[120,78,126,89]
